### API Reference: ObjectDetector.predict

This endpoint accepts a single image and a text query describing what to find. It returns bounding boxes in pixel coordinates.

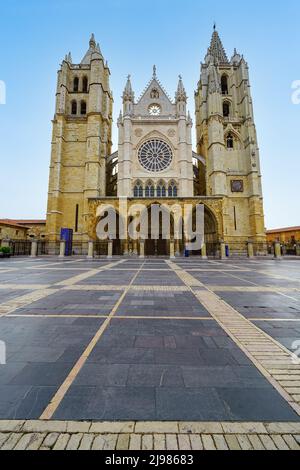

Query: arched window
[226,133,234,149]
[145,182,155,198]
[157,181,166,198]
[81,101,87,115]
[73,77,79,92]
[82,77,88,93]
[223,101,230,117]
[221,75,228,95]
[168,181,178,197]
[71,100,77,115]
[133,181,143,197]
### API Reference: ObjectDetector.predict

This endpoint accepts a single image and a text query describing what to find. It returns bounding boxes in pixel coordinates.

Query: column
[247,241,254,259]
[107,240,113,259]
[175,237,180,257]
[274,241,282,259]
[59,240,66,258]
[30,240,38,258]
[201,242,208,260]
[169,239,175,259]
[296,244,300,257]
[87,241,94,259]
[139,240,145,259]
[220,241,226,260]
[123,239,129,256]
[133,240,138,256]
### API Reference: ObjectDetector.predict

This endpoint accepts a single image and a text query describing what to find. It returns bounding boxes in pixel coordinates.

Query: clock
[231,180,244,193]
[148,104,161,116]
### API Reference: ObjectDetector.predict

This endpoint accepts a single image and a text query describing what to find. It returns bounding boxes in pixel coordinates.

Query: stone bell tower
[46,34,113,249]
[195,27,266,247]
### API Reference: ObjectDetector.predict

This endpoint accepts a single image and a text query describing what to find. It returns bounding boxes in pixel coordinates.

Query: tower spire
[175,74,187,102]
[123,75,134,102]
[89,33,96,49]
[208,27,229,64]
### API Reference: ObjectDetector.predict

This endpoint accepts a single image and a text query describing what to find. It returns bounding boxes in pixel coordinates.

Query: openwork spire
[89,33,96,49]
[123,75,134,102]
[81,34,103,64]
[175,75,187,102]
[209,27,229,64]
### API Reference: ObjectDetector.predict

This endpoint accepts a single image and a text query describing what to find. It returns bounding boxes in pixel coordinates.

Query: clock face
[148,104,161,116]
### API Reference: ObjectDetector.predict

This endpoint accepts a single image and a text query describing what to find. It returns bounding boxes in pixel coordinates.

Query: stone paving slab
[0,420,300,450]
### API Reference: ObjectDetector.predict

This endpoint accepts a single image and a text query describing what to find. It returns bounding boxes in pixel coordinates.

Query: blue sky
[0,0,299,229]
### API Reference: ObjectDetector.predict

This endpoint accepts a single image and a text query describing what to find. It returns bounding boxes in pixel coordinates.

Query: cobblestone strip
[0,421,300,450]
[62,285,190,292]
[55,260,126,286]
[0,284,51,290]
[0,289,59,317]
[166,261,300,416]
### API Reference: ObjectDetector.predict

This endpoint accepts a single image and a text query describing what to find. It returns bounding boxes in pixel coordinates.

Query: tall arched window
[73,77,79,92]
[168,181,178,197]
[157,181,166,198]
[221,75,228,95]
[226,133,234,149]
[133,181,143,197]
[223,101,230,117]
[71,100,77,115]
[81,101,87,115]
[145,182,155,198]
[82,77,88,93]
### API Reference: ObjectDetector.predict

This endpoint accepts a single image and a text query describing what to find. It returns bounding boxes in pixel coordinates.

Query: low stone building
[0,220,46,243]
[0,220,29,242]
[266,226,300,244]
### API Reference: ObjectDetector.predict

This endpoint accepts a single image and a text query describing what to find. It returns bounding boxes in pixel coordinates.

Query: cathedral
[46,28,266,257]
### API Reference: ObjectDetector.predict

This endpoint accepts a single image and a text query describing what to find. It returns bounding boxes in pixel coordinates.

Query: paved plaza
[0,256,300,449]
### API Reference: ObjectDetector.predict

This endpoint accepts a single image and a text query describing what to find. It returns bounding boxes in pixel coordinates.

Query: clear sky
[0,0,299,229]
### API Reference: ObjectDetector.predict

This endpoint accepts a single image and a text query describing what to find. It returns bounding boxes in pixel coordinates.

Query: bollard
[220,242,226,260]
[201,242,208,260]
[169,240,175,259]
[247,242,254,259]
[87,241,94,259]
[30,240,38,258]
[59,240,66,258]
[107,240,113,259]
[139,240,145,259]
[274,241,282,259]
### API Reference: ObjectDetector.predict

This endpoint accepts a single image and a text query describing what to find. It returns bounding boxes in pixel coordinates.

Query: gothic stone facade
[46,30,266,256]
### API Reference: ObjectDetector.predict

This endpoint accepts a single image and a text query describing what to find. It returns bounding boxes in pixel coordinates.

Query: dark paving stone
[54,386,156,421]
[216,387,300,422]
[181,366,269,388]
[132,271,184,286]
[116,291,211,318]
[156,387,229,421]
[82,270,136,285]
[9,363,75,386]
[74,364,129,387]
[9,386,57,420]
[88,347,155,365]
[0,289,33,302]
[0,385,33,418]
[14,290,122,316]
[0,317,104,419]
